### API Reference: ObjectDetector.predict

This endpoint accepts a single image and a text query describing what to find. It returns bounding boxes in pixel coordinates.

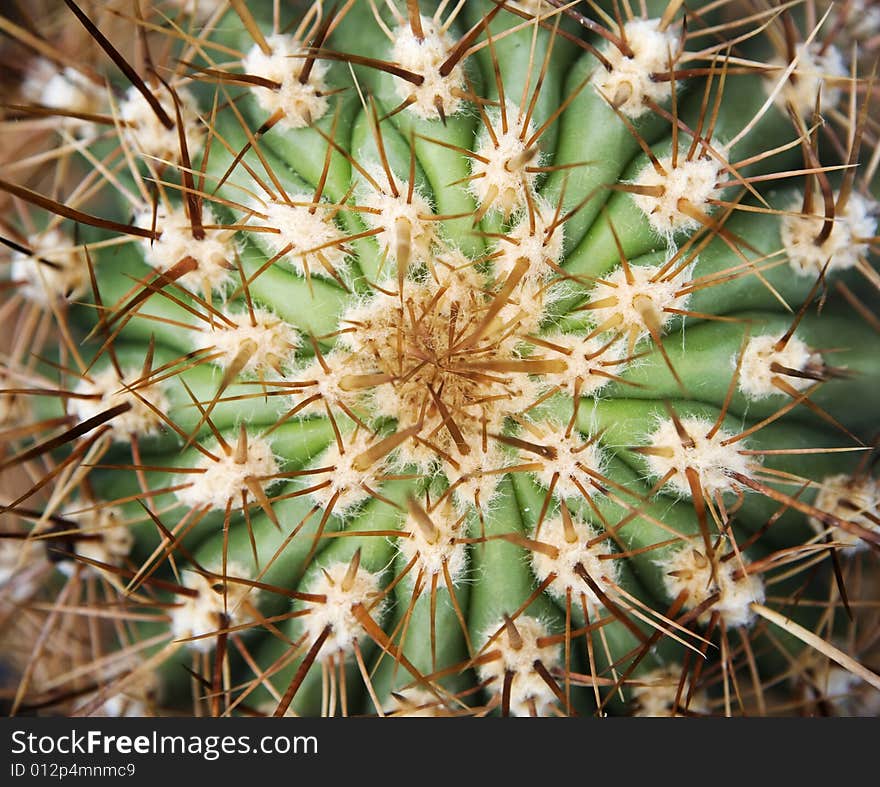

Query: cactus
[1,0,879,718]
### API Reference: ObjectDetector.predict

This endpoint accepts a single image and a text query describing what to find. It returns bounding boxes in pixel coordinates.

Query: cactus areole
[1,0,879,718]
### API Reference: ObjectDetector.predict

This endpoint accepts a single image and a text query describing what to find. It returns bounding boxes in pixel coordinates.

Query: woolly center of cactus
[294,349,358,414]
[781,191,877,276]
[301,560,385,660]
[170,567,256,653]
[118,84,204,160]
[477,616,562,717]
[809,474,880,553]
[137,205,235,296]
[331,264,555,461]
[643,416,755,498]
[391,15,464,120]
[738,333,824,399]
[243,35,330,129]
[530,514,617,604]
[70,366,167,441]
[592,18,680,118]
[660,545,765,628]
[11,229,87,304]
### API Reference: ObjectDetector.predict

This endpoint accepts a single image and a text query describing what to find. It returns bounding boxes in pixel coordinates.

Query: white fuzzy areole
[477,616,562,717]
[631,665,710,717]
[537,331,624,399]
[493,198,564,281]
[431,255,546,344]
[202,306,300,376]
[335,288,394,357]
[300,561,384,660]
[483,269,548,344]
[632,149,725,241]
[170,565,256,653]
[56,506,133,578]
[0,536,46,597]
[243,35,329,129]
[398,499,467,587]
[528,424,606,499]
[530,514,617,605]
[391,16,464,120]
[119,84,204,160]
[781,191,877,276]
[259,195,348,278]
[428,250,489,304]
[809,474,880,554]
[444,443,507,512]
[830,0,880,44]
[292,348,364,417]
[11,229,88,305]
[660,544,765,628]
[643,416,756,498]
[738,334,823,399]
[137,204,235,295]
[175,434,279,511]
[70,366,167,442]
[470,101,540,218]
[308,430,391,515]
[592,18,680,118]
[766,43,846,117]
[21,58,105,127]
[360,175,436,274]
[589,261,692,343]
[801,663,880,717]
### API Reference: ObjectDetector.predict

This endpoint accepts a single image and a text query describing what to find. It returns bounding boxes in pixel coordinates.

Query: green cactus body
[1,0,879,718]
